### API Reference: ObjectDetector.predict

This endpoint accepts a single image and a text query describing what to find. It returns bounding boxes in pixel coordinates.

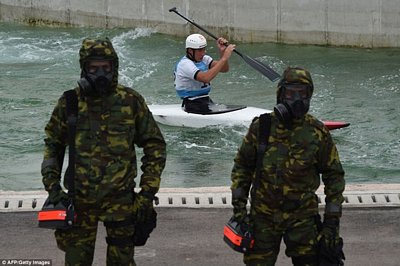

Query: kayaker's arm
[195,43,235,83]
[213,37,233,72]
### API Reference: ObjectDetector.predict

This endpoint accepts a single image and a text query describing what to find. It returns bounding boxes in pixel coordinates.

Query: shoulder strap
[258,113,271,155]
[64,89,78,199]
[252,113,271,195]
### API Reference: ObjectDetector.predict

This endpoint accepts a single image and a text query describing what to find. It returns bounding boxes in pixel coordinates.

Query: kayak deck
[149,104,269,128]
[148,104,350,130]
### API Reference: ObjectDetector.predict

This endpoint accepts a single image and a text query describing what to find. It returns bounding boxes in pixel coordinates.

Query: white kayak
[148,104,351,130]
[149,104,269,128]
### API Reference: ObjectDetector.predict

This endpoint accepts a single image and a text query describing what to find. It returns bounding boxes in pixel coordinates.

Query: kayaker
[174,33,236,113]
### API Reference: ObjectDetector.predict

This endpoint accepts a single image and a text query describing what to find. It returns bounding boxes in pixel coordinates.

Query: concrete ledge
[1,184,399,212]
[1,0,400,47]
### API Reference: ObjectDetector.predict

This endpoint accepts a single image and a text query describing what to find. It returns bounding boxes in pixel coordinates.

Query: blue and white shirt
[174,55,213,99]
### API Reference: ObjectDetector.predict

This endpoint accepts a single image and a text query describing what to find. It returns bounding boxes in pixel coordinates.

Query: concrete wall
[1,0,400,47]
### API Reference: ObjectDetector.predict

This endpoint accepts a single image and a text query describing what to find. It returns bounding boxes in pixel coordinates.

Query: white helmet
[185,34,207,49]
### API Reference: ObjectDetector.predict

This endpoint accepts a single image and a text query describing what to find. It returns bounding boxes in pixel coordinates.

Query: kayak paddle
[169,7,281,82]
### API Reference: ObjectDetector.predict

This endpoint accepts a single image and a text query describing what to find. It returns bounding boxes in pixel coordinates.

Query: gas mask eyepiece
[274,84,311,126]
[78,60,113,96]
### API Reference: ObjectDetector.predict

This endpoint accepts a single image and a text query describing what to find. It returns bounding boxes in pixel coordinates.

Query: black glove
[133,191,157,246]
[319,216,340,248]
[232,198,248,223]
[48,188,69,206]
[133,209,157,246]
[318,216,345,266]
[134,192,155,224]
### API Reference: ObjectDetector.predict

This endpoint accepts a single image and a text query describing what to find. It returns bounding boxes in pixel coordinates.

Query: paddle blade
[240,54,281,82]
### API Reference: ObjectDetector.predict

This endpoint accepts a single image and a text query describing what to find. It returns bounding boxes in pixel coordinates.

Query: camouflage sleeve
[319,129,345,218]
[41,96,68,192]
[230,118,259,203]
[133,97,167,196]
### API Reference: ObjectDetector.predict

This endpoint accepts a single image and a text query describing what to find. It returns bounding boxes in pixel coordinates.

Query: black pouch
[38,197,75,230]
[133,208,157,246]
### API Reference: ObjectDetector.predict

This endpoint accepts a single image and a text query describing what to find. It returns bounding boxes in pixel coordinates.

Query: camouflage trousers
[244,214,319,266]
[55,195,136,266]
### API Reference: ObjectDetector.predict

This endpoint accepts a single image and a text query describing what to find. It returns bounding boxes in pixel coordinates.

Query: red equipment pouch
[38,198,76,230]
[223,218,254,253]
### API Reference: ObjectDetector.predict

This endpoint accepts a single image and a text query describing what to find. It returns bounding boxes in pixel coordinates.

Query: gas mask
[78,61,113,96]
[274,84,311,126]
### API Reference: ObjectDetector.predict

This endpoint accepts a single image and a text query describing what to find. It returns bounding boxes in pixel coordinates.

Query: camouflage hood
[79,37,119,90]
[276,67,314,103]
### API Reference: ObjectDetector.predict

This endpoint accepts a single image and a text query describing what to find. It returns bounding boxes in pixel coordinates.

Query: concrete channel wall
[1,0,400,47]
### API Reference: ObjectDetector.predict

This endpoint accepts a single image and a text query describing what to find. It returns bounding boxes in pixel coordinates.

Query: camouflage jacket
[231,112,345,220]
[41,85,166,202]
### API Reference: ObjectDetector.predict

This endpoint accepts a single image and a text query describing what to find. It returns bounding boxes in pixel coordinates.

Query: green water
[0,22,399,191]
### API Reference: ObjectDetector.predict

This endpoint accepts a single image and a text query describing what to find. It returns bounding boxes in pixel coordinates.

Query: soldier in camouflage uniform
[230,67,345,266]
[41,38,166,265]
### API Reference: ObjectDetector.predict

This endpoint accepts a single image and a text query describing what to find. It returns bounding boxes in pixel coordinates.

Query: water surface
[0,22,399,191]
